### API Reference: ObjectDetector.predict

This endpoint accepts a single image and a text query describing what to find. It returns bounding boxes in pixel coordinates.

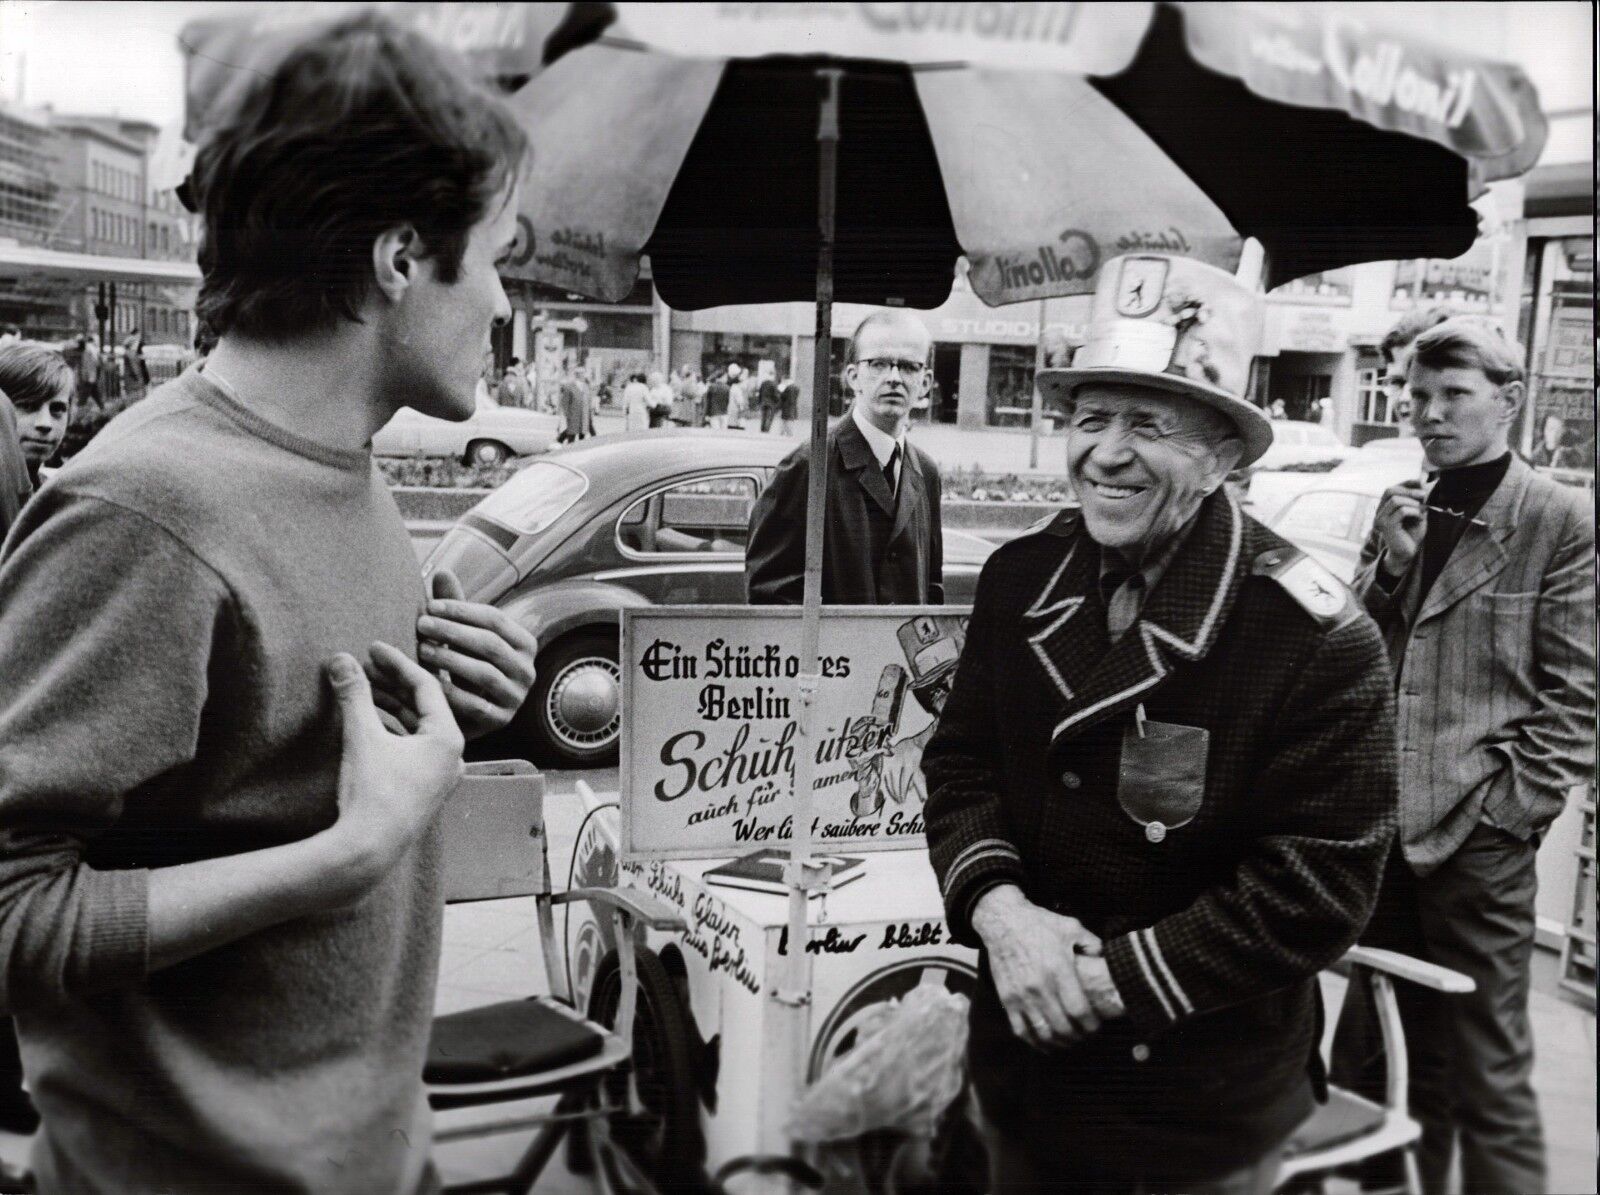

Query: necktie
[1105,572,1145,642]
[883,445,900,499]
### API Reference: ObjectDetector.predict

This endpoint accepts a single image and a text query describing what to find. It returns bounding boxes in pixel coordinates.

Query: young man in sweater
[0,16,538,1193]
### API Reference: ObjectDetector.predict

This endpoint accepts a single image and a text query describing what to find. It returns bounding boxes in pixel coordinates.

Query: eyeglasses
[855,357,927,379]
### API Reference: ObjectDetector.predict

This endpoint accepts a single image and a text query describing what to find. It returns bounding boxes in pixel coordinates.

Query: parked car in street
[1248,435,1423,525]
[1267,482,1386,583]
[372,394,558,465]
[1262,438,1426,579]
[1250,419,1351,472]
[425,430,997,766]
[1269,443,1590,584]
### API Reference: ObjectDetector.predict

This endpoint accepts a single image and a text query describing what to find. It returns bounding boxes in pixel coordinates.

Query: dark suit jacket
[745,415,943,605]
[923,492,1396,1180]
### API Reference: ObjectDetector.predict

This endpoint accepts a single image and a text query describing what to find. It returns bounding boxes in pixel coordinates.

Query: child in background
[0,343,74,488]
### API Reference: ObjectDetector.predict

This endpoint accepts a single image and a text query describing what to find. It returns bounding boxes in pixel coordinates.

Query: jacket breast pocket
[1117,720,1208,835]
[1469,590,1537,678]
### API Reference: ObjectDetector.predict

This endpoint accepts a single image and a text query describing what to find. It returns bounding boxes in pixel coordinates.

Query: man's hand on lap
[1075,950,1126,1020]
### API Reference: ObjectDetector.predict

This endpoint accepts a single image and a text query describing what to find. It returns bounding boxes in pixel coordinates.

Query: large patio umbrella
[177,1,612,145]
[514,1,1546,308]
[176,1,1549,1176]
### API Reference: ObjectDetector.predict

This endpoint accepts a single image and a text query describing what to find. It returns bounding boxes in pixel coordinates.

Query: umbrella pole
[777,65,843,1161]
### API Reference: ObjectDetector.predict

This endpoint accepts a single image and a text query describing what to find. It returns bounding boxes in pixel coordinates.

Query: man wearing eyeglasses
[922,254,1396,1193]
[745,309,944,606]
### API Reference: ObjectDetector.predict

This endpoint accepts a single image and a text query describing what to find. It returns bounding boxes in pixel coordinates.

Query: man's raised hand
[1373,479,1427,576]
[411,568,538,740]
[324,646,463,890]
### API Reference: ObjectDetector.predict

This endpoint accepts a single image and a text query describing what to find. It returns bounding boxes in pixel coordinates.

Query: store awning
[0,245,200,287]
[1525,162,1593,220]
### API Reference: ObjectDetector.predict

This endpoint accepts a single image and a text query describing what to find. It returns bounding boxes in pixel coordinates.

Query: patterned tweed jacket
[922,489,1397,1178]
[1355,455,1596,873]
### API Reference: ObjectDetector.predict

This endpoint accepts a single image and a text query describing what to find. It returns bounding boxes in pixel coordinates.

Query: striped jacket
[922,490,1396,1179]
[1355,455,1596,873]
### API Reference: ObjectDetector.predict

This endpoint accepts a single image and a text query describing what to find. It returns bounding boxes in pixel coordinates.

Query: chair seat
[427,998,607,1085]
[1282,1087,1391,1159]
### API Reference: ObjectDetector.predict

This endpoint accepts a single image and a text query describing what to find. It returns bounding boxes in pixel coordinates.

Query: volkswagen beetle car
[373,394,558,465]
[424,430,996,766]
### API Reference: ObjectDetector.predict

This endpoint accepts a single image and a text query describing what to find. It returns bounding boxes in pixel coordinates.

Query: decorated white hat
[1037,254,1273,466]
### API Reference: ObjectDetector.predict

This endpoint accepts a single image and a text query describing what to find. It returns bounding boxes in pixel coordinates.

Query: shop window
[1268,373,1332,424]
[986,344,1037,428]
[1525,235,1595,475]
[1390,247,1494,313]
[1356,367,1401,424]
[617,475,758,556]
[703,333,792,391]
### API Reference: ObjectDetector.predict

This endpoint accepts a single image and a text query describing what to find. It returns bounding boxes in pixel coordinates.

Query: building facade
[30,112,197,349]
[665,266,1088,430]
[0,98,67,339]
[48,116,147,259]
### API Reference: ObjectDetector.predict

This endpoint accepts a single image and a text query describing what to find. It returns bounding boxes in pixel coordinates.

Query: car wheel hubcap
[547,655,621,752]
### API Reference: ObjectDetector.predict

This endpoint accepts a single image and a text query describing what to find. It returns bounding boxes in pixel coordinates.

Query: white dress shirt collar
[850,404,905,469]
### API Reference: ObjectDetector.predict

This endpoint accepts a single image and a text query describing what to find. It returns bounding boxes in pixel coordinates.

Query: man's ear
[372,226,420,303]
[1203,436,1244,493]
[1497,380,1526,428]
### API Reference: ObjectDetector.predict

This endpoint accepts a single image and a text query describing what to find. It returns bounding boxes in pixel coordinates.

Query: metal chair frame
[429,761,685,1195]
[1276,945,1475,1195]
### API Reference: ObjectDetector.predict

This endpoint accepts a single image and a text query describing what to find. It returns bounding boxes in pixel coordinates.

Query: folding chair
[426,761,686,1195]
[1275,945,1475,1195]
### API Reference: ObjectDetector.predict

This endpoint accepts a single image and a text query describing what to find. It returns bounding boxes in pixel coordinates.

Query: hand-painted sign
[621,607,969,859]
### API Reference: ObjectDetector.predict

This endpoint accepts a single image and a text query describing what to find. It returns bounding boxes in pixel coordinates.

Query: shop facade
[496,276,657,407]
[665,269,1089,431]
[1513,171,1592,477]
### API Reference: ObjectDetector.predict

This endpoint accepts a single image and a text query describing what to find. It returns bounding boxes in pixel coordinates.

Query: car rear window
[475,461,588,536]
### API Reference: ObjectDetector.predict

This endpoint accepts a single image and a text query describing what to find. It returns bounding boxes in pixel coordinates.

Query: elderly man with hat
[921,253,1398,1193]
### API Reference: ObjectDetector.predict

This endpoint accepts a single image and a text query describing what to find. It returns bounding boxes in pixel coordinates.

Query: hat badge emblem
[1115,257,1168,318]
